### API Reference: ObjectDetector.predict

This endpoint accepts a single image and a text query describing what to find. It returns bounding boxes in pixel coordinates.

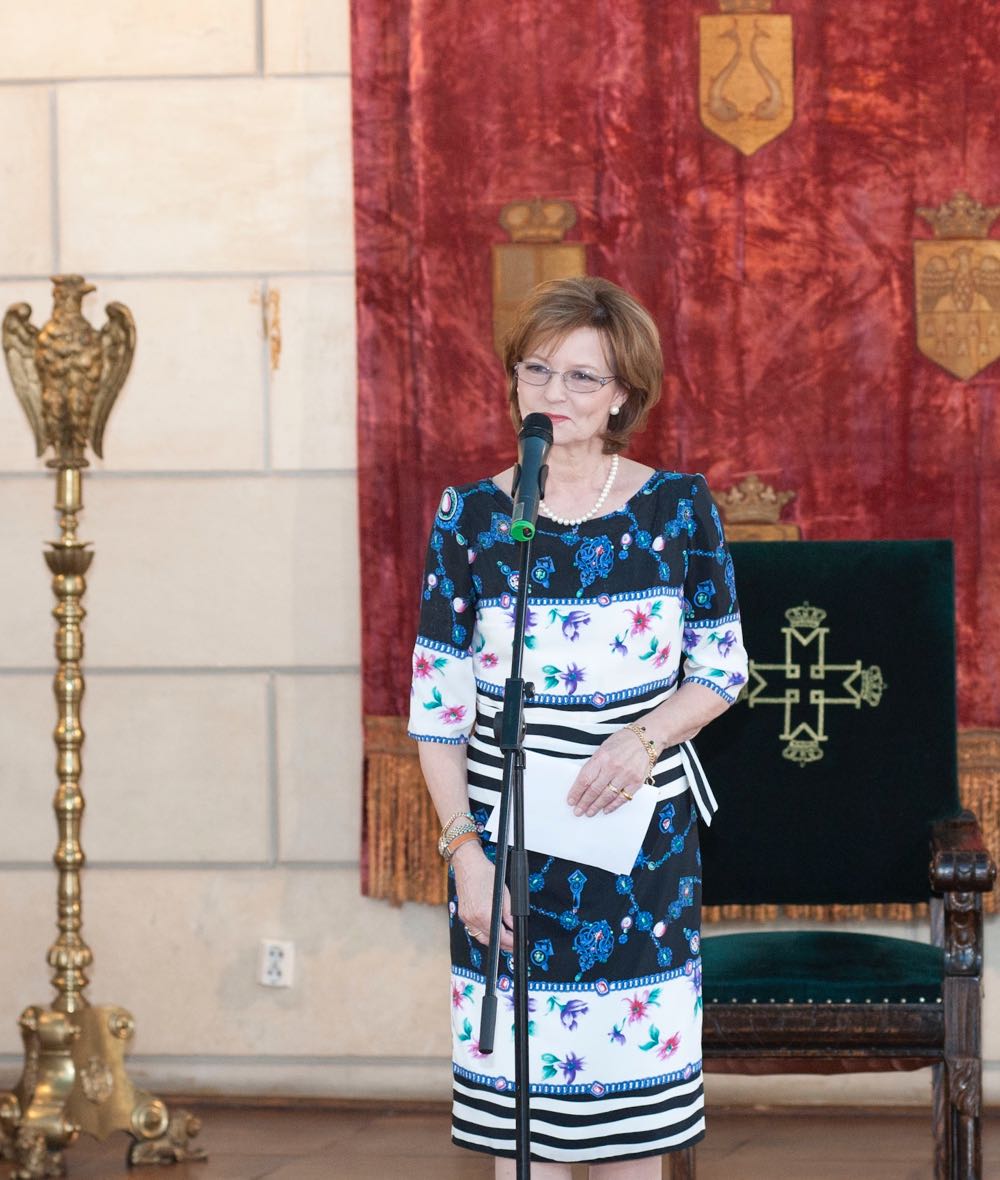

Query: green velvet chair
[672,541,996,1180]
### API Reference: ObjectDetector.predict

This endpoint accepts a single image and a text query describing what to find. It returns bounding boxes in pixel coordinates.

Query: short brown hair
[501,276,663,454]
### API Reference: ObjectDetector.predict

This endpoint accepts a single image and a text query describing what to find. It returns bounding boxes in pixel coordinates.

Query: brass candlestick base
[0,1006,205,1176]
[0,278,206,1176]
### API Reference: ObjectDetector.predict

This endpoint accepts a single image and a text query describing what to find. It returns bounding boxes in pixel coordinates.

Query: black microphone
[510,413,552,542]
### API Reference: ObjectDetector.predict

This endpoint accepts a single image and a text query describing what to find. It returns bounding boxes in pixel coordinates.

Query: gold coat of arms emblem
[914,191,1000,380]
[492,199,585,355]
[699,1,794,156]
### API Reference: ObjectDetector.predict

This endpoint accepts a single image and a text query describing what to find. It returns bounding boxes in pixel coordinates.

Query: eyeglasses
[514,361,619,396]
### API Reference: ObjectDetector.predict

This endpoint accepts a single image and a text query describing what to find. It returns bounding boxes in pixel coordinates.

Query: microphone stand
[479,475,537,1179]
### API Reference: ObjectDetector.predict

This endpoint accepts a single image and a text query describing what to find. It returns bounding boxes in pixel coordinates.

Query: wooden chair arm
[929,810,997,895]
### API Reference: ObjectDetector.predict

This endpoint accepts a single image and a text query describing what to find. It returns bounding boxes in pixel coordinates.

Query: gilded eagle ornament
[914,192,1000,380]
[3,275,135,468]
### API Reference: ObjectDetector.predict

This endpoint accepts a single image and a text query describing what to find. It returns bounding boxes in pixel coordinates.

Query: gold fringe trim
[704,902,928,924]
[362,717,1000,919]
[706,728,1000,923]
[362,715,446,906]
[958,728,1000,916]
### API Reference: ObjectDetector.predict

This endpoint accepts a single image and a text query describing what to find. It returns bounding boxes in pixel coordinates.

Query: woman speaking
[408,277,748,1177]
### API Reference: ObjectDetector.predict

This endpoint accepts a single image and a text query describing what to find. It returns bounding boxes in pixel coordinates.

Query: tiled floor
[1,1103,997,1179]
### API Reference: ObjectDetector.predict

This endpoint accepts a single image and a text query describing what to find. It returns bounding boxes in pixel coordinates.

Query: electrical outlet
[258,939,295,988]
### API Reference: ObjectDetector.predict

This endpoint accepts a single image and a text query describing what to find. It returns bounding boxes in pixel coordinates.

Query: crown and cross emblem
[746,601,885,766]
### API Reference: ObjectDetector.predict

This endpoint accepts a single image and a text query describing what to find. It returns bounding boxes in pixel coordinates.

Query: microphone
[510,413,552,542]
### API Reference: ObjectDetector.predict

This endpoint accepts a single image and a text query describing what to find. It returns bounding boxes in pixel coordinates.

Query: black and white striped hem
[451,1072,705,1163]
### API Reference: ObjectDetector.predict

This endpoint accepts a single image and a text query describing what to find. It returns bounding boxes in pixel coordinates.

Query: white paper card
[482,751,659,875]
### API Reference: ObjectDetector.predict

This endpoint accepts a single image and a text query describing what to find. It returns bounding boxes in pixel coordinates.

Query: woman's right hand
[452,843,514,952]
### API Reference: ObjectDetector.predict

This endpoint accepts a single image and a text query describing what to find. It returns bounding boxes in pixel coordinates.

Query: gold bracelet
[437,819,477,859]
[624,721,659,785]
[440,810,473,834]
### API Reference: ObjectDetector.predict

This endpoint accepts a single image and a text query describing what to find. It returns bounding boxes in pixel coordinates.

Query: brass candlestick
[0,276,205,1176]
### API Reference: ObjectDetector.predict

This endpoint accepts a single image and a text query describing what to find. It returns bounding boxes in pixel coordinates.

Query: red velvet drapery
[352,1,1000,896]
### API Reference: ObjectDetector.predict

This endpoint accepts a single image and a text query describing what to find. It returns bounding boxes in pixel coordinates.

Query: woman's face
[516,326,626,450]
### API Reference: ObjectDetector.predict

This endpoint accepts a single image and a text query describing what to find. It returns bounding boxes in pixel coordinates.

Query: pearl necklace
[540,454,620,528]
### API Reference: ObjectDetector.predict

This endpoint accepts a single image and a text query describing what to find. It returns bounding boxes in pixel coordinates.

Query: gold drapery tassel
[363,716,446,905]
[958,729,1000,916]
[362,722,1000,920]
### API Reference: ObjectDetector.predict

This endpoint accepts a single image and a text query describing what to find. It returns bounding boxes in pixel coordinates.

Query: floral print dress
[408,471,748,1165]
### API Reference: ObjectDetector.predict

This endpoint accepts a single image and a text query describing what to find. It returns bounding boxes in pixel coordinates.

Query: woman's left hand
[566,727,654,818]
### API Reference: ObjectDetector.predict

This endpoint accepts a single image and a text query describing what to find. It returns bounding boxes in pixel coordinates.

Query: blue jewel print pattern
[424,472,734,1120]
[522,802,700,981]
[421,483,499,651]
[532,556,556,588]
[573,534,614,592]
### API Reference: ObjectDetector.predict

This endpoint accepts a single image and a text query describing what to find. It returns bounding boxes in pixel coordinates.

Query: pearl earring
[609,405,621,416]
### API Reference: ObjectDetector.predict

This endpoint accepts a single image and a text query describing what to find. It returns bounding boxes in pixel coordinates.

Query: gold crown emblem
[719,0,773,12]
[785,602,827,630]
[718,474,795,525]
[499,198,577,244]
[916,191,1000,239]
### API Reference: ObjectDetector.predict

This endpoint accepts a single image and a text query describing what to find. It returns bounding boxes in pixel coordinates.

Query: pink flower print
[414,652,447,679]
[639,636,671,666]
[657,1031,682,1060]
[624,988,662,1024]
[452,980,474,1009]
[440,704,467,725]
[626,606,652,636]
[479,651,499,669]
[638,1024,681,1060]
[652,643,672,668]
[458,1017,488,1059]
[625,600,661,637]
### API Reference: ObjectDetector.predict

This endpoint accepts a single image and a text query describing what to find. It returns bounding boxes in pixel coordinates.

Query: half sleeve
[407,486,478,744]
[679,474,749,704]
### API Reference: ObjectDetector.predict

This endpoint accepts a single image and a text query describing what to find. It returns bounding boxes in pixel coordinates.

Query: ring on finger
[620,788,634,801]
[605,782,619,794]
[467,927,481,938]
